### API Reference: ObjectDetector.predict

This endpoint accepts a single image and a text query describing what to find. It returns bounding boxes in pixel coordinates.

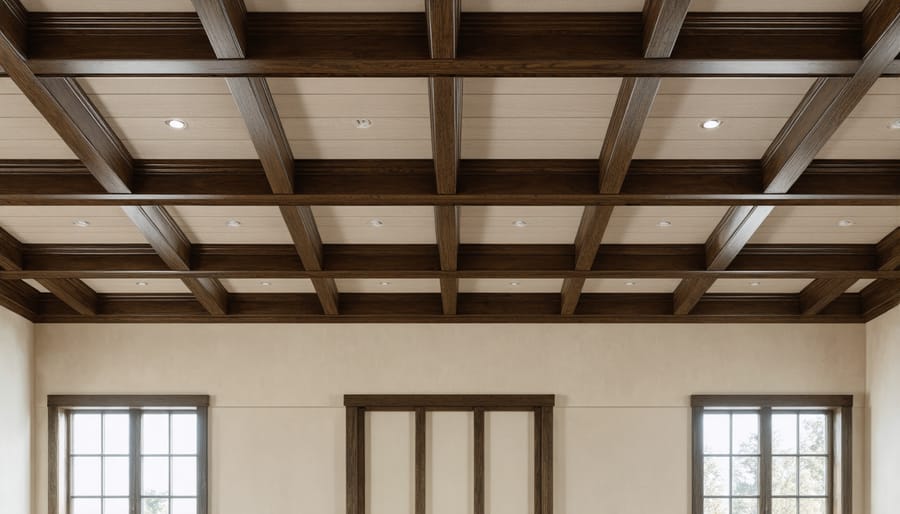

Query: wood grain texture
[690,394,853,407]
[673,276,717,315]
[280,205,338,314]
[36,277,97,316]
[0,278,38,320]
[861,278,900,320]
[473,408,484,514]
[415,408,426,514]
[642,0,692,58]
[182,276,229,315]
[192,0,247,59]
[599,77,662,194]
[429,77,462,195]
[800,277,859,315]
[426,0,459,60]
[47,394,210,407]
[876,227,900,270]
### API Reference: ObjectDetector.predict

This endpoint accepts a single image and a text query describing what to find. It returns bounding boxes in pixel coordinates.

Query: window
[48,395,209,514]
[691,395,852,514]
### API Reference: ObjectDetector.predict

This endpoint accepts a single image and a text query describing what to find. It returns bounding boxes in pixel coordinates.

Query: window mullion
[760,407,772,514]
[129,409,141,514]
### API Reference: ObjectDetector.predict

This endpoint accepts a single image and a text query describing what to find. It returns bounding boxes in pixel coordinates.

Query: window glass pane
[704,456,730,496]
[142,456,170,496]
[105,498,130,514]
[142,414,170,454]
[704,498,728,514]
[799,457,828,496]
[171,414,197,455]
[72,456,101,496]
[732,414,759,455]
[72,498,102,514]
[171,498,197,514]
[103,413,130,455]
[799,498,827,514]
[799,415,827,455]
[772,414,798,454]
[72,413,102,454]
[733,498,758,514]
[732,456,759,496]
[704,414,730,454]
[772,456,798,496]
[143,498,169,514]
[171,456,197,496]
[772,498,797,514]
[104,456,130,496]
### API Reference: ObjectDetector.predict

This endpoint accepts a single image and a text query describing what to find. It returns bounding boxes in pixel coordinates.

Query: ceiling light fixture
[379,281,391,286]
[509,281,520,286]
[72,219,90,228]
[656,220,672,228]
[750,281,761,287]
[890,119,900,130]
[355,119,373,129]
[701,119,722,129]
[625,281,636,286]
[164,118,188,130]
[512,219,528,228]
[260,281,272,287]
[225,219,241,228]
[369,218,384,227]
[838,219,855,227]
[135,281,148,287]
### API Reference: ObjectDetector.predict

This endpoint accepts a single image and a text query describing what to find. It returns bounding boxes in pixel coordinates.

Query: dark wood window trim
[47,395,210,514]
[690,394,853,514]
[344,394,555,514]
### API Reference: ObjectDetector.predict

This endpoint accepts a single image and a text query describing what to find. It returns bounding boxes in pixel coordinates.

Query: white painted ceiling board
[846,278,876,293]
[582,278,682,293]
[282,118,430,141]
[817,141,900,159]
[220,278,316,293]
[123,140,259,160]
[460,206,583,244]
[465,95,617,118]
[708,279,814,294]
[103,118,252,141]
[602,206,730,244]
[274,95,429,118]
[165,206,293,244]
[88,94,243,118]
[267,78,428,95]
[0,141,76,159]
[459,278,563,293]
[633,140,772,160]
[658,78,816,95]
[23,279,49,293]
[0,206,148,244]
[79,78,232,95]
[22,0,195,11]
[82,279,190,294]
[290,140,432,159]
[748,206,900,244]
[649,95,805,118]
[335,279,441,293]
[312,206,436,244]
[464,78,622,95]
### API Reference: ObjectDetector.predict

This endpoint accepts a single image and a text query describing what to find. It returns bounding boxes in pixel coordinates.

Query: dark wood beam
[193,0,338,315]
[673,277,716,315]
[21,12,895,78]
[192,0,246,59]
[34,292,866,323]
[434,206,459,314]
[0,225,98,315]
[562,0,691,315]
[429,77,462,196]
[877,227,900,271]
[5,243,894,280]
[862,279,900,320]
[800,278,860,316]
[0,159,895,206]
[0,279,37,320]
[182,277,228,316]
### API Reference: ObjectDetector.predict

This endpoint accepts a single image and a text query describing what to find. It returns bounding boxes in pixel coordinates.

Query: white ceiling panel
[289,140,431,159]
[465,94,617,118]
[220,279,316,293]
[166,206,292,244]
[708,279,814,294]
[459,278,563,293]
[82,279,190,294]
[459,206,583,244]
[267,78,428,95]
[582,278,682,293]
[846,278,876,294]
[23,279,49,293]
[0,206,147,244]
[335,279,441,293]
[464,78,622,95]
[312,206,436,244]
[602,206,730,244]
[749,206,900,244]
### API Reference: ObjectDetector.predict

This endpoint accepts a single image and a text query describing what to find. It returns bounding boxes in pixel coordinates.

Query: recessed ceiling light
[625,281,636,286]
[135,281,148,287]
[838,219,855,227]
[656,220,672,228]
[379,281,391,286]
[259,281,272,287]
[369,218,384,227]
[512,219,528,228]
[72,219,90,228]
[889,119,900,130]
[750,281,761,287]
[509,281,520,286]
[701,119,722,129]
[164,118,188,130]
[225,219,241,228]
[355,119,373,129]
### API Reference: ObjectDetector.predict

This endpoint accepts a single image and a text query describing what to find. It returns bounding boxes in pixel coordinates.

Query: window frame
[48,395,210,514]
[691,395,853,514]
